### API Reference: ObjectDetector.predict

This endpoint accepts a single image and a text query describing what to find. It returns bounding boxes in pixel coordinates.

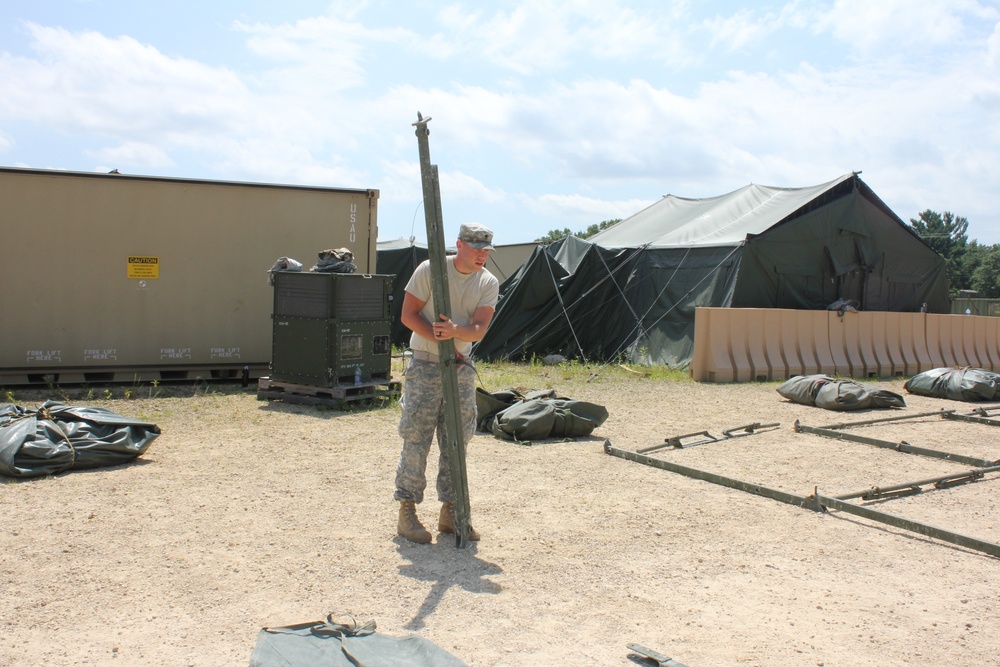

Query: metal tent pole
[412,113,471,548]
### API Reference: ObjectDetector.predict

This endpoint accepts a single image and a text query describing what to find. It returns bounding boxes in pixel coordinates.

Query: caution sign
[128,256,159,279]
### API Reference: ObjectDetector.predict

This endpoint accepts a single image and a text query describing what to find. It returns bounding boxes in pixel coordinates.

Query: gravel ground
[1,359,999,666]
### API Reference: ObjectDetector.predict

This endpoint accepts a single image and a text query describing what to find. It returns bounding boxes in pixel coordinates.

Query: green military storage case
[270,272,394,386]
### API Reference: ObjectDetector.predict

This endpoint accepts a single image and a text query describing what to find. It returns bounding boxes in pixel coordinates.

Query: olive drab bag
[903,367,1000,401]
[475,388,609,442]
[776,375,905,411]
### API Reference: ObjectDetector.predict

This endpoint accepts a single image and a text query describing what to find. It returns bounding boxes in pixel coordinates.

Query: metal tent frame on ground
[605,413,1000,558]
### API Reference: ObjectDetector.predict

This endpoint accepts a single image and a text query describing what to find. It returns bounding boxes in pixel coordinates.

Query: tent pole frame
[793,418,998,468]
[413,112,471,549]
[604,440,1000,559]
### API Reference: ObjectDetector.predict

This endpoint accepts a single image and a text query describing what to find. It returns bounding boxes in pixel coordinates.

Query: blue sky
[2,0,999,245]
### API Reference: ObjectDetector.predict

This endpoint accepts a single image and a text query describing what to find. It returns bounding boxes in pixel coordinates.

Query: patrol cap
[458,222,495,250]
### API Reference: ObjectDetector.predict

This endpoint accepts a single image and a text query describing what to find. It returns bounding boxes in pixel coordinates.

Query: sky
[1,0,999,246]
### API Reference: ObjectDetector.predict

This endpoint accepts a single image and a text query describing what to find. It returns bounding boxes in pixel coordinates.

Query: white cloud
[435,1,692,74]
[233,15,421,91]
[527,192,655,224]
[207,134,364,186]
[0,21,391,183]
[2,2,999,243]
[440,169,507,205]
[377,160,423,204]
[357,30,1000,236]
[702,8,772,52]
[817,0,996,53]
[989,19,1000,67]
[379,156,507,203]
[88,141,174,169]
[0,24,248,136]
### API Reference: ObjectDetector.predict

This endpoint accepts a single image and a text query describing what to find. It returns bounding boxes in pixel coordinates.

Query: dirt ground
[2,358,999,667]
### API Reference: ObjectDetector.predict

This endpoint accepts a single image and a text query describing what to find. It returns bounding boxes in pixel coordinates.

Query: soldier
[394,222,499,543]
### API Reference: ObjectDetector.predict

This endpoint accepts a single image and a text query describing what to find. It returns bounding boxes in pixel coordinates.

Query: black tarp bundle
[903,367,1000,401]
[0,401,160,478]
[473,174,949,367]
[777,375,906,411]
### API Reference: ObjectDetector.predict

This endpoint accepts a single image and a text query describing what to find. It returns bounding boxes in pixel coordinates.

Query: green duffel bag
[474,387,523,432]
[488,397,608,442]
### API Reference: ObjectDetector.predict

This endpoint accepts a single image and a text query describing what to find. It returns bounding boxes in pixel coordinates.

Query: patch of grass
[0,380,256,407]
[1,358,691,410]
[474,357,691,393]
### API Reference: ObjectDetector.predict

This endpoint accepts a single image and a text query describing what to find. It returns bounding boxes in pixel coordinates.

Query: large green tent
[473,173,949,367]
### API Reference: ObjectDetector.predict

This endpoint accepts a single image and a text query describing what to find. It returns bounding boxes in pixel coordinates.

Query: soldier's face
[454,240,490,274]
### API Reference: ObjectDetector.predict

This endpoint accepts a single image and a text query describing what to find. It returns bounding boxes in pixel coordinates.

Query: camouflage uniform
[394,358,478,503]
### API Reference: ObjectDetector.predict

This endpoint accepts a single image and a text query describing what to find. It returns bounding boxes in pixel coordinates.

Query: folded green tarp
[249,615,468,667]
[777,375,906,411]
[0,400,160,478]
[903,367,1000,401]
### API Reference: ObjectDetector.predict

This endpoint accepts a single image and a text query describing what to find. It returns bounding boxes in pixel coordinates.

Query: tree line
[534,219,620,244]
[908,210,1000,298]
[537,210,996,298]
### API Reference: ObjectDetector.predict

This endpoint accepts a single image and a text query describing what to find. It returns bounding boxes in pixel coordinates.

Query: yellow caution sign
[127,256,159,279]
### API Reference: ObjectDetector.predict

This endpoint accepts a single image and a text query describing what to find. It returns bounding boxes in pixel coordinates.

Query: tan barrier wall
[691,308,1000,383]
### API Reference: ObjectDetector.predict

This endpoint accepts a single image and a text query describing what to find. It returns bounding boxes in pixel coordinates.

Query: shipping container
[0,167,379,386]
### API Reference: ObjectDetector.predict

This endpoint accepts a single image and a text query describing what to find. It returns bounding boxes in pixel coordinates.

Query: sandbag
[903,367,1000,401]
[249,615,467,667]
[0,400,160,478]
[776,375,905,411]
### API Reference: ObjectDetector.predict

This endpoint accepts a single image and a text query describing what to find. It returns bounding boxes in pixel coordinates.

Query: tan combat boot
[438,501,481,541]
[397,500,431,544]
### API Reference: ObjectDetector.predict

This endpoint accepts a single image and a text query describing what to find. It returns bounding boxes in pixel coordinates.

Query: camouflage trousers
[394,358,477,504]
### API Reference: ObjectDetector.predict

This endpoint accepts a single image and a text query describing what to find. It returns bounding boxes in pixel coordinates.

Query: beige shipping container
[0,167,379,386]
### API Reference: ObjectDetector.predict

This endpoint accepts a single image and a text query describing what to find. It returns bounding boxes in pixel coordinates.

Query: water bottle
[354,367,362,386]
